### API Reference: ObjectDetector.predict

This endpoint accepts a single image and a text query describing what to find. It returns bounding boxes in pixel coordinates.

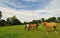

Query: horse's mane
[42,22,48,26]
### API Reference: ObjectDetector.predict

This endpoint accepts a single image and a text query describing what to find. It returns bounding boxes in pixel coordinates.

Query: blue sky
[0,0,51,10]
[0,0,60,22]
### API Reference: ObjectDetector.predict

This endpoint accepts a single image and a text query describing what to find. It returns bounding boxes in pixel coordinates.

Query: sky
[0,0,60,22]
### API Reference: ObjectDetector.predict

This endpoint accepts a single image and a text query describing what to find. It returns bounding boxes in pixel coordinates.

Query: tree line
[0,11,60,26]
[24,17,60,24]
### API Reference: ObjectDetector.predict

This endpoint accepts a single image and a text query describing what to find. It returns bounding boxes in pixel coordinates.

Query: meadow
[0,23,60,38]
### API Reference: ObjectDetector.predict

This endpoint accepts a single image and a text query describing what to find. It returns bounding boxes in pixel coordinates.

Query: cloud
[0,6,41,22]
[1,6,60,22]
[0,0,60,22]
[0,0,28,10]
[23,0,40,2]
[0,0,51,10]
[45,0,60,9]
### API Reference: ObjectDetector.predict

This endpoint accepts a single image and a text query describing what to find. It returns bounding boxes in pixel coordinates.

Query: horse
[25,24,39,31]
[42,22,58,34]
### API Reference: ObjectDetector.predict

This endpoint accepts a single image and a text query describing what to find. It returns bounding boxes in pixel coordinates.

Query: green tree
[48,17,57,22]
[57,17,60,23]
[0,11,2,20]
[6,18,12,25]
[46,19,50,22]
[6,16,22,25]
[28,20,41,24]
[10,16,22,25]
[41,18,46,22]
[0,19,6,26]
[23,22,29,24]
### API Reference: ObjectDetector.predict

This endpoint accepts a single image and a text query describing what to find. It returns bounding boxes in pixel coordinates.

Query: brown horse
[42,22,58,34]
[25,24,39,31]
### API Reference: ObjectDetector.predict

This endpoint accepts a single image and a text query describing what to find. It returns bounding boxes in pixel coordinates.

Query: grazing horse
[42,22,58,34]
[25,24,39,31]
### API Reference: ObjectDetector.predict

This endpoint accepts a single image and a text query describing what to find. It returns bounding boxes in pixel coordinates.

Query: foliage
[57,17,60,23]
[0,11,60,26]
[29,20,41,24]
[6,16,22,25]
[0,19,6,26]
[0,11,2,20]
[23,22,29,24]
[41,18,46,22]
[47,17,57,22]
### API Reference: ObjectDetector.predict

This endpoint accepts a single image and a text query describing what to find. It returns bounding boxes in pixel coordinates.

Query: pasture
[0,23,60,38]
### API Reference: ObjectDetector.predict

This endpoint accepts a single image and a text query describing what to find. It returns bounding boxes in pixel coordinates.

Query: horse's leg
[28,25,30,31]
[36,26,38,30]
[46,28,49,34]
[28,27,30,31]
[36,25,39,30]
[54,26,57,32]
[54,26,58,34]
[28,27,32,31]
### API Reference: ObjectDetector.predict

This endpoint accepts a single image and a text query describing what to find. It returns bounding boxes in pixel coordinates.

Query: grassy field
[0,23,60,38]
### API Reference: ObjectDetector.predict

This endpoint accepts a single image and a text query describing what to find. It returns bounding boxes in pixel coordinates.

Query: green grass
[0,23,60,38]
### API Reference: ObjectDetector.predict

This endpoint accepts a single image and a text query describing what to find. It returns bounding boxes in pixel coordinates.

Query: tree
[0,11,2,20]
[10,16,22,25]
[41,18,46,22]
[6,16,22,25]
[6,18,12,25]
[46,19,50,22]
[28,20,41,24]
[0,11,6,26]
[0,19,6,26]
[48,17,57,22]
[31,20,38,24]
[23,22,29,24]
[57,17,60,23]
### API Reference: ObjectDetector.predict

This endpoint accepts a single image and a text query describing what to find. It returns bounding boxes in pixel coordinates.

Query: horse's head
[42,22,47,26]
[25,25,27,30]
[25,24,29,30]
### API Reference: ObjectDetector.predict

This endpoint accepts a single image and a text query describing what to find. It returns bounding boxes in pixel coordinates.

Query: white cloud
[9,1,27,8]
[0,0,60,22]
[1,6,60,22]
[0,0,27,9]
[45,0,60,9]
[0,6,41,22]
[23,0,41,2]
